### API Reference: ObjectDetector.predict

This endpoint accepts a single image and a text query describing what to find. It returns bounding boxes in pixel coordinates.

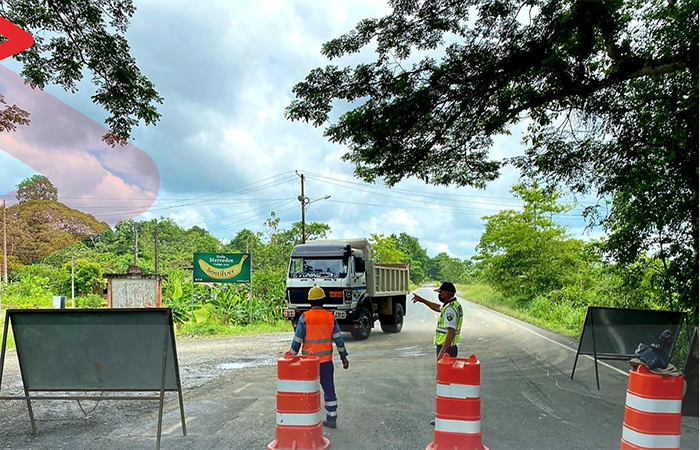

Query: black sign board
[571,306,687,389]
[0,308,187,450]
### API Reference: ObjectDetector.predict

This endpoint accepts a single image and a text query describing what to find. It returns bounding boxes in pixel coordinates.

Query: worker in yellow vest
[412,281,464,426]
[289,285,349,428]
[412,281,464,361]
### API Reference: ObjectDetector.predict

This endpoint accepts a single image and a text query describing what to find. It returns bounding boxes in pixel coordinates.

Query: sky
[0,0,605,261]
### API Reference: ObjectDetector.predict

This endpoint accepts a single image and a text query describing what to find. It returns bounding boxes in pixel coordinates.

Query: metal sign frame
[0,308,187,450]
[682,327,698,417]
[570,306,689,390]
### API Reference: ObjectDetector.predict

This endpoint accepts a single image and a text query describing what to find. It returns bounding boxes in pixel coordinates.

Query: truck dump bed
[368,263,410,297]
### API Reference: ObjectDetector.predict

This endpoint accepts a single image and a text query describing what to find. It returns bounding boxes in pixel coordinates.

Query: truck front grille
[287,287,344,305]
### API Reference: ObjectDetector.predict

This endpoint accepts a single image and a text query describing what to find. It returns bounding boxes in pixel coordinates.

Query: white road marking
[161,416,195,435]
[466,299,629,377]
[521,391,564,421]
[232,382,252,394]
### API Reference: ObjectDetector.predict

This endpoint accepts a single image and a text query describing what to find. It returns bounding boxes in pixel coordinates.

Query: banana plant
[163,269,200,328]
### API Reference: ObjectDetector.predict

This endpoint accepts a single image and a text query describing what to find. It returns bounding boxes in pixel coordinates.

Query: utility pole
[297,171,306,244]
[154,226,159,307]
[1,199,5,312]
[133,221,138,266]
[71,252,75,308]
[2,199,7,283]
[247,239,252,328]
[154,227,159,276]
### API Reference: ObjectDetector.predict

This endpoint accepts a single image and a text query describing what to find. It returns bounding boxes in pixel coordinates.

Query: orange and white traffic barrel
[427,354,488,450]
[620,364,684,450]
[268,351,330,450]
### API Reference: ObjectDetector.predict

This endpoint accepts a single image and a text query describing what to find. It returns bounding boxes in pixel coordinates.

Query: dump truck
[282,238,410,340]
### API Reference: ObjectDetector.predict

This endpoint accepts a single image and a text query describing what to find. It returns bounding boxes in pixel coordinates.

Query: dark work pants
[435,345,458,381]
[436,344,458,358]
[319,361,337,421]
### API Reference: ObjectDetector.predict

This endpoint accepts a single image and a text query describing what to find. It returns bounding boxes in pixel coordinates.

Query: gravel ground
[0,331,296,449]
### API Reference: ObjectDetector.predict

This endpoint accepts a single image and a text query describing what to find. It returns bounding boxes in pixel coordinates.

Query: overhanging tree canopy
[0,0,163,144]
[286,0,698,317]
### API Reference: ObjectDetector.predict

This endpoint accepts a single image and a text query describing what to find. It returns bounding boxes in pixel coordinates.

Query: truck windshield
[289,258,348,279]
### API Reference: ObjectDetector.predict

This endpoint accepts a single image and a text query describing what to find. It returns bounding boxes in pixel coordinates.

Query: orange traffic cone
[620,364,684,450]
[426,354,488,450]
[268,351,330,450]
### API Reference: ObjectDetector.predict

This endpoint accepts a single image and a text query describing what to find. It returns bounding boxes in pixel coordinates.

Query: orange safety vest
[302,308,335,363]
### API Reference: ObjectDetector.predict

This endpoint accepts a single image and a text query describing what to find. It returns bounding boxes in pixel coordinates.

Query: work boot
[323,419,337,429]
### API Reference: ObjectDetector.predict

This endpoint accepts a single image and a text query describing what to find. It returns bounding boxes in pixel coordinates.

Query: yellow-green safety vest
[433,299,463,346]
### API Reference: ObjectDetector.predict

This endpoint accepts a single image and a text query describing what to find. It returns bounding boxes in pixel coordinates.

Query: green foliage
[476,183,585,298]
[2,273,53,308]
[2,200,108,268]
[252,270,286,324]
[7,263,62,292]
[226,228,262,253]
[429,252,464,282]
[369,233,406,264]
[162,269,202,326]
[3,0,163,143]
[396,232,429,283]
[16,175,58,203]
[286,0,698,325]
[527,295,587,331]
[75,294,104,308]
[61,258,104,296]
[208,284,251,326]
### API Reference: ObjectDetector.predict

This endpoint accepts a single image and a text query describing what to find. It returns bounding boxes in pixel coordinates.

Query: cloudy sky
[0,0,604,260]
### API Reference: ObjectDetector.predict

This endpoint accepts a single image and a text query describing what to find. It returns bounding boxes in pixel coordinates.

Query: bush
[75,294,104,308]
[526,294,587,332]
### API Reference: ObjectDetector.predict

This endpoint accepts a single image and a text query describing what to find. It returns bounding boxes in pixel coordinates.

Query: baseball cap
[434,281,456,293]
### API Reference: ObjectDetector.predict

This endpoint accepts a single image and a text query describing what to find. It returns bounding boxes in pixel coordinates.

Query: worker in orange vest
[289,285,350,428]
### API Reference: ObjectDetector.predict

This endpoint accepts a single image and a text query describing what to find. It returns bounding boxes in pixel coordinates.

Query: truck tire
[380,304,404,333]
[350,307,372,341]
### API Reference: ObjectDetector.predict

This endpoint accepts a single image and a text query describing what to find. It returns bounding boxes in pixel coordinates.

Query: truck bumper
[283,307,358,325]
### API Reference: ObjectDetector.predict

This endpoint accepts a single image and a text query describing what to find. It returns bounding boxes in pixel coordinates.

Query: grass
[0,305,293,353]
[0,309,15,352]
[455,283,582,340]
[175,320,292,339]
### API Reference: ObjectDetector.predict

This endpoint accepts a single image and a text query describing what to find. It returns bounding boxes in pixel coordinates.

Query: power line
[325,199,587,219]
[304,171,601,207]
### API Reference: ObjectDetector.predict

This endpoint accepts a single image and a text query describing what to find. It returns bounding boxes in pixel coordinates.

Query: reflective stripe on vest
[303,308,335,363]
[434,299,463,346]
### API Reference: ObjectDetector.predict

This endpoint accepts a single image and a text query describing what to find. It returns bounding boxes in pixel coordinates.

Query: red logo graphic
[0,16,34,60]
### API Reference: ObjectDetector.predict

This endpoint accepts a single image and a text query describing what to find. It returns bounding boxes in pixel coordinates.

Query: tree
[61,258,103,296]
[476,183,585,298]
[286,0,698,318]
[0,94,30,132]
[396,232,429,283]
[227,229,262,253]
[3,199,107,267]
[16,175,58,203]
[429,252,464,283]
[369,233,406,264]
[1,0,163,144]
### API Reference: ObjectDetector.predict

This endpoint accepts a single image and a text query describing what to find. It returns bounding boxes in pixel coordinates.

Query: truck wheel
[350,307,372,341]
[380,304,404,333]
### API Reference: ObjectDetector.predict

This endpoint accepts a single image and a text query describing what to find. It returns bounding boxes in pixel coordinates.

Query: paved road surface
[0,287,697,449]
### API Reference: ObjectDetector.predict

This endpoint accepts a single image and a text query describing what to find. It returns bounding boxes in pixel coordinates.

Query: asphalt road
[0,286,698,450]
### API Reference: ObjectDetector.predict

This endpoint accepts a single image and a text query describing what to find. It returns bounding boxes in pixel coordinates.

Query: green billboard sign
[193,253,251,283]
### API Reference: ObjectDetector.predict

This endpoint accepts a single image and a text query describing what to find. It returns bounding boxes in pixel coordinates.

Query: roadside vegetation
[0,178,695,370]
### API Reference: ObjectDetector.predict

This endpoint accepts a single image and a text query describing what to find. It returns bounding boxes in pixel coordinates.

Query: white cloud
[0,0,607,260]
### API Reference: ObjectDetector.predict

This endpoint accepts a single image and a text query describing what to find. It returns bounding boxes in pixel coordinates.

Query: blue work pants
[319,361,337,421]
